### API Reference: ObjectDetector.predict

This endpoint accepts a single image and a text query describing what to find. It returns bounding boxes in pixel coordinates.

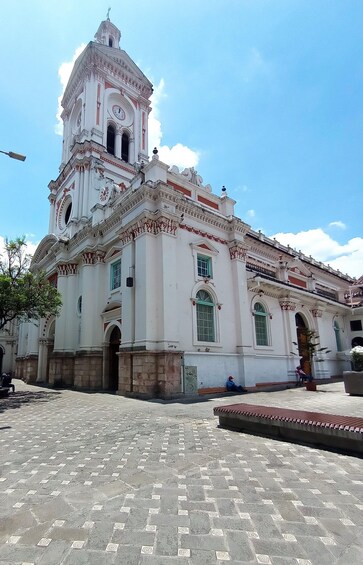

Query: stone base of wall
[118,350,182,398]
[15,356,38,384]
[74,351,103,390]
[15,358,25,380]
[48,353,75,388]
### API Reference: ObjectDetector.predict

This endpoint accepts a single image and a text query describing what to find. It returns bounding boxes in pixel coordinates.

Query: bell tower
[48,16,153,238]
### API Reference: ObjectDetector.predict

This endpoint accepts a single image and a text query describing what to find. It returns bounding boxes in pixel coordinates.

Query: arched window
[107,124,116,155]
[333,321,343,351]
[121,132,129,162]
[109,37,113,47]
[64,202,72,225]
[254,302,269,346]
[196,290,215,342]
[295,313,306,329]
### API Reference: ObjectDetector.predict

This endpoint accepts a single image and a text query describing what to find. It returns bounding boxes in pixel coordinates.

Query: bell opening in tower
[107,124,116,155]
[121,132,129,162]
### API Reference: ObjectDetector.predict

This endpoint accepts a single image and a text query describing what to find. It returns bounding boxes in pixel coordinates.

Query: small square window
[350,320,362,332]
[197,255,212,278]
[111,259,121,290]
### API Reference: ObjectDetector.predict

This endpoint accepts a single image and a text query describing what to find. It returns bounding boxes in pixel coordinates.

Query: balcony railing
[246,263,276,278]
[316,288,337,301]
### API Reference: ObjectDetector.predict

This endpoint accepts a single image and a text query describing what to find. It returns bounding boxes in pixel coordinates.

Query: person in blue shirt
[226,375,247,393]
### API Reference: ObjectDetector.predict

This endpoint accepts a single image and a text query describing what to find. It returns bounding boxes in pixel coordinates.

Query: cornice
[247,229,353,283]
[118,211,179,244]
[49,140,135,192]
[246,241,280,263]
[247,271,350,310]
[62,44,152,110]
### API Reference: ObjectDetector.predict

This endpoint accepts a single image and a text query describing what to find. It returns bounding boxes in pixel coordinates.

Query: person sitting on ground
[1,372,15,392]
[295,363,313,383]
[226,375,247,393]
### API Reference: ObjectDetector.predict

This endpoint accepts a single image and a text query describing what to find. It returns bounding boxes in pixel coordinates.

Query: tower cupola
[94,10,121,49]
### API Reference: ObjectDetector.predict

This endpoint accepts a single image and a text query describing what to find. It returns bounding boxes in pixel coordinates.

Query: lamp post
[0,150,26,162]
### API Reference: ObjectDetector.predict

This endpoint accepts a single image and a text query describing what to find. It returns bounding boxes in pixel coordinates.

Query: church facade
[15,17,362,396]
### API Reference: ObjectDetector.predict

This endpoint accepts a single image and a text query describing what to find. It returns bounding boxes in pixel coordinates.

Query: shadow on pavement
[146,392,248,405]
[0,390,61,414]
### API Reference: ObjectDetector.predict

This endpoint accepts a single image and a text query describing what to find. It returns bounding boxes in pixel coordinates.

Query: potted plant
[343,346,363,395]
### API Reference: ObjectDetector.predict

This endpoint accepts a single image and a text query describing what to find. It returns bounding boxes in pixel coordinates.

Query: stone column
[36,338,48,383]
[92,251,106,347]
[64,263,78,351]
[79,252,95,349]
[310,307,326,378]
[229,241,252,353]
[129,136,135,164]
[115,126,122,159]
[54,264,68,351]
[81,163,90,219]
[119,235,134,349]
[157,216,179,348]
[102,343,109,390]
[134,102,140,159]
[73,166,82,221]
[279,299,297,377]
[48,193,56,233]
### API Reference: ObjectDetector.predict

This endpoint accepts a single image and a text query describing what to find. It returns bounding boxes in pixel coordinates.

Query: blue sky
[0,0,362,277]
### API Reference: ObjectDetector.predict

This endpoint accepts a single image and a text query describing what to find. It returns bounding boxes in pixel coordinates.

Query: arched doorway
[295,313,311,375]
[108,326,121,391]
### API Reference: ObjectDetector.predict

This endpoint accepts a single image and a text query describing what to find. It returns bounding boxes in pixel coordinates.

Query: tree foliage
[0,237,62,330]
[292,329,331,362]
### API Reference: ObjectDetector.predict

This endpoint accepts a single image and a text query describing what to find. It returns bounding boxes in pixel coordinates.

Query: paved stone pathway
[0,381,362,564]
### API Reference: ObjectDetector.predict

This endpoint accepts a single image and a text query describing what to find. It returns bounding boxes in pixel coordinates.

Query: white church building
[15,17,362,397]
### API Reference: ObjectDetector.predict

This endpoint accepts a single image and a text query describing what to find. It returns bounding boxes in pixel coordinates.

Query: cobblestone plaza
[1,381,362,564]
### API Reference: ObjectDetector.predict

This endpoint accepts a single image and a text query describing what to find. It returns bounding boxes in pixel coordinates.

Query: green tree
[0,237,62,331]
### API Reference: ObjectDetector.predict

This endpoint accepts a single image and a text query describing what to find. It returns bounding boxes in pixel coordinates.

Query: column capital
[310,308,323,318]
[228,241,248,261]
[57,263,68,276]
[279,299,296,311]
[82,252,95,265]
[67,263,78,275]
[95,251,106,264]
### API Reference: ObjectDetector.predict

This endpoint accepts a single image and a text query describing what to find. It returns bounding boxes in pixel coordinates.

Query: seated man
[226,375,247,393]
[1,373,15,392]
[295,365,313,383]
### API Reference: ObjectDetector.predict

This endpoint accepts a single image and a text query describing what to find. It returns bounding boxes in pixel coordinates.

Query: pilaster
[229,241,252,353]
[79,252,96,349]
[279,298,297,371]
[64,263,79,351]
[81,163,91,219]
[54,263,68,351]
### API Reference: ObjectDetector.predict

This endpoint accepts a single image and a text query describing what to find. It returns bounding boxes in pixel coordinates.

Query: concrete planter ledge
[214,403,363,455]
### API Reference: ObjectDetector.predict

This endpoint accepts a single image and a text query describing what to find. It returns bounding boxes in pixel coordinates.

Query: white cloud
[148,79,200,169]
[328,220,346,230]
[270,228,363,278]
[247,209,255,218]
[55,44,87,135]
